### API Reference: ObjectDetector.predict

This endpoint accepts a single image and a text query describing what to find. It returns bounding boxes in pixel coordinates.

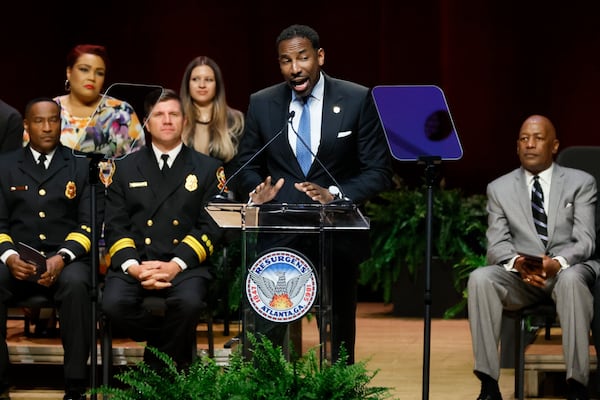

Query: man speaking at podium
[231,24,393,364]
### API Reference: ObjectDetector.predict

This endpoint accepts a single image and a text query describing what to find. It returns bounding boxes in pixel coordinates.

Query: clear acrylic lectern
[205,202,369,364]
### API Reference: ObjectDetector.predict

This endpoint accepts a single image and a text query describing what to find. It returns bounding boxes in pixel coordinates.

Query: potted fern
[92,334,396,399]
[359,184,487,318]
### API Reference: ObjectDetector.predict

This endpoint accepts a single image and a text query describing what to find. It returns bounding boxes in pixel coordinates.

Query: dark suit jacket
[105,145,223,276]
[0,99,23,153]
[0,145,97,258]
[232,73,393,205]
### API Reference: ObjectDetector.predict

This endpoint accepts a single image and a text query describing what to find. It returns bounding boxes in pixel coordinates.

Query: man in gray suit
[468,115,598,400]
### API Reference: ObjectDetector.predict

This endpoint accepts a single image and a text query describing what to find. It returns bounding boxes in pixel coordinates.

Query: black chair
[6,295,56,337]
[503,300,556,399]
[505,145,600,400]
[5,289,102,399]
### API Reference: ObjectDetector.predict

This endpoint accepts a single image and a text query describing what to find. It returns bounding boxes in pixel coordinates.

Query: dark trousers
[0,260,91,389]
[102,268,209,367]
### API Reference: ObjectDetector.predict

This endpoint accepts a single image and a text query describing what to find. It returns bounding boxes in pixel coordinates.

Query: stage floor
[5,302,586,399]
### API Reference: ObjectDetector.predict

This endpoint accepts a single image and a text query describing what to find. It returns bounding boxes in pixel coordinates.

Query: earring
[64,79,71,92]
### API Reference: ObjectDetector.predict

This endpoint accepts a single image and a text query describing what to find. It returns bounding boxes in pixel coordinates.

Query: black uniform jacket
[0,145,97,258]
[105,145,223,274]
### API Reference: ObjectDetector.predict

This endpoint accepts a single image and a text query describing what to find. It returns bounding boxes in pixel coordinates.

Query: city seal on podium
[246,248,317,323]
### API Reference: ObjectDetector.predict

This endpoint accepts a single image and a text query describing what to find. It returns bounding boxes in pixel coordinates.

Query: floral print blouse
[52,95,145,158]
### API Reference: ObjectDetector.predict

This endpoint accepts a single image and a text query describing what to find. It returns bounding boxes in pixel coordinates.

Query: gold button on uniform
[39,189,46,196]
[39,211,46,218]
[172,239,179,245]
[39,234,46,240]
[145,238,151,245]
[147,220,153,227]
[172,220,179,226]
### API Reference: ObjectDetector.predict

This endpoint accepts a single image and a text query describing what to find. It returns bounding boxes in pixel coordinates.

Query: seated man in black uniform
[102,89,223,370]
[0,97,100,400]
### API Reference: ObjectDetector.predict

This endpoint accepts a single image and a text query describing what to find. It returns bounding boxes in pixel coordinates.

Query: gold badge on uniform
[65,181,76,199]
[185,174,198,192]
[216,166,228,193]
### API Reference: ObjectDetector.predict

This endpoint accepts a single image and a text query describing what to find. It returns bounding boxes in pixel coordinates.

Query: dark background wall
[2,1,599,195]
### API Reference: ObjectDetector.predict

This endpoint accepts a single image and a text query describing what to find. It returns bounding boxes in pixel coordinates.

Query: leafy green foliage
[91,334,395,400]
[359,186,487,316]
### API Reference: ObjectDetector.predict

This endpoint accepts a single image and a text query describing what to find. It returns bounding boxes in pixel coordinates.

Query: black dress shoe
[63,391,86,400]
[477,395,502,400]
[475,371,503,400]
[567,379,589,400]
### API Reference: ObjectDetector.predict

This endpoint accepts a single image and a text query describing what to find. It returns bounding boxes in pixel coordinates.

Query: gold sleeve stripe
[0,234,14,245]
[108,238,136,257]
[65,232,92,252]
[182,235,207,263]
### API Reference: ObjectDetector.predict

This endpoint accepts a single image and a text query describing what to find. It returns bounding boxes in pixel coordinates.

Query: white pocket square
[565,202,573,208]
[337,130,352,138]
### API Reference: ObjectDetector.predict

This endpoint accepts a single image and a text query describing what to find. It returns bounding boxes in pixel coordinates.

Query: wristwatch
[328,185,341,200]
[57,251,72,265]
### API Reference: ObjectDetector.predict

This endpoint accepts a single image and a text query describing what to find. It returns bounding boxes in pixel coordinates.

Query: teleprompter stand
[372,85,463,400]
[86,153,104,400]
[206,202,369,365]
[79,83,163,393]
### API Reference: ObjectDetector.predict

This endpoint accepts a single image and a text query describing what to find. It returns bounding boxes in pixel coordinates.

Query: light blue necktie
[297,97,312,176]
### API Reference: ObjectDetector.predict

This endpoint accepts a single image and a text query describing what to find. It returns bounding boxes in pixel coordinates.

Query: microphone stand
[418,155,441,400]
[86,152,104,400]
[211,112,296,203]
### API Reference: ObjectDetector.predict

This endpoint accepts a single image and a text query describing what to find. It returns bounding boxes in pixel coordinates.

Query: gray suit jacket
[486,163,599,275]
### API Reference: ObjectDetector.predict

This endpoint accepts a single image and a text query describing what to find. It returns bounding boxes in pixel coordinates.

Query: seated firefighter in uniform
[101,88,224,369]
[0,97,102,400]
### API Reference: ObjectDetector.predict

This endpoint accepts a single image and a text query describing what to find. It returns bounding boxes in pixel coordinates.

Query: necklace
[195,119,211,125]
[65,94,103,118]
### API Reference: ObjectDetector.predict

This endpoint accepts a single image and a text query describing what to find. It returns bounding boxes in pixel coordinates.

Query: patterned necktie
[38,154,47,171]
[296,97,312,176]
[160,154,170,172]
[531,176,548,246]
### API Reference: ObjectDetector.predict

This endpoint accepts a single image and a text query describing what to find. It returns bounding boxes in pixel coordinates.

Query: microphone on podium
[210,111,296,203]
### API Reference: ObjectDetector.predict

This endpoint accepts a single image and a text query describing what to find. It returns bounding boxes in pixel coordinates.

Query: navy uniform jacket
[0,145,96,258]
[105,145,223,274]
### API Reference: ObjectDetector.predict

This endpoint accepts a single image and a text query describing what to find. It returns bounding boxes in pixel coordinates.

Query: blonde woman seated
[179,56,244,189]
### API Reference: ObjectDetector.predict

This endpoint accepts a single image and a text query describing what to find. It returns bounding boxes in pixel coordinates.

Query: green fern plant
[359,186,487,317]
[91,334,396,399]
